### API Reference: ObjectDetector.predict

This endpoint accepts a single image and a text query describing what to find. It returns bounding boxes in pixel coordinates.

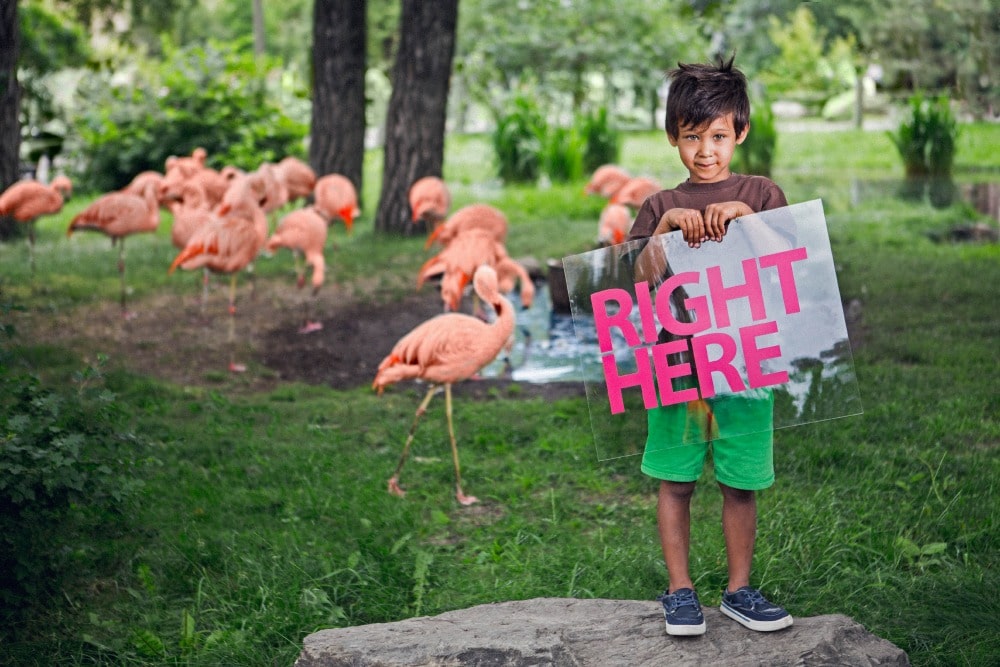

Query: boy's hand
[657,208,711,248]
[704,201,753,240]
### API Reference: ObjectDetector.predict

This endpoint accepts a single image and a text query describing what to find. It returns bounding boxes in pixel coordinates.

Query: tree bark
[375,0,458,235]
[0,0,22,240]
[310,0,366,204]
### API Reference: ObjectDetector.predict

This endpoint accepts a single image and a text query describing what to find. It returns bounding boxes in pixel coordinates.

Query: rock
[295,597,910,666]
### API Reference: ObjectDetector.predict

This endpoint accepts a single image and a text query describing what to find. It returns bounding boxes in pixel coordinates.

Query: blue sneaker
[657,587,706,636]
[720,586,793,631]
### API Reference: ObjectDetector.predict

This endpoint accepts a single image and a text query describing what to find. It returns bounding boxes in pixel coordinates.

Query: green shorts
[641,389,775,490]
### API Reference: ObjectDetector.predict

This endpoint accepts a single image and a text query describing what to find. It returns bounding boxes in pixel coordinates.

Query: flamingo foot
[388,476,406,498]
[456,490,479,506]
[229,362,247,373]
[298,321,323,334]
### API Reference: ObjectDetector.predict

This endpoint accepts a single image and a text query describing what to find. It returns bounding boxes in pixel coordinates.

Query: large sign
[562,200,863,461]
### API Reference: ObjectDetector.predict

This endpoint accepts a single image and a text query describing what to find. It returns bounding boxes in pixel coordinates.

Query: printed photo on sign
[561,200,863,461]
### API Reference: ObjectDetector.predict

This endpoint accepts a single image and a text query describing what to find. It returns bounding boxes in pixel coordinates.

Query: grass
[1,121,999,666]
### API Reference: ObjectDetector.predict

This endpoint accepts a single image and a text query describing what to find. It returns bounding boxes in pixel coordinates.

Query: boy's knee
[661,480,697,501]
[718,482,754,504]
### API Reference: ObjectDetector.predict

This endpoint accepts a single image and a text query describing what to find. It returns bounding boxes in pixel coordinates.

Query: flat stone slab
[296,597,910,666]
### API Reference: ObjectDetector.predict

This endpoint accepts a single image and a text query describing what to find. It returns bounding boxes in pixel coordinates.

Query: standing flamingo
[597,203,633,246]
[67,181,159,319]
[275,157,317,203]
[373,264,515,505]
[0,175,72,277]
[408,176,451,231]
[584,164,631,198]
[266,207,328,334]
[418,228,504,313]
[314,173,360,235]
[164,180,217,307]
[610,176,662,209]
[168,181,266,372]
[425,203,508,249]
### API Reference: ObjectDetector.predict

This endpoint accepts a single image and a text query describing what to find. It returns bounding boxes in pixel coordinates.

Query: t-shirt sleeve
[761,180,789,211]
[627,198,657,241]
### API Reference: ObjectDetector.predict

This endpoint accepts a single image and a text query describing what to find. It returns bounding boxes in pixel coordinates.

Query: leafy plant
[578,107,621,174]
[0,354,147,615]
[71,39,308,192]
[543,125,584,183]
[887,94,959,206]
[492,96,546,183]
[733,96,777,177]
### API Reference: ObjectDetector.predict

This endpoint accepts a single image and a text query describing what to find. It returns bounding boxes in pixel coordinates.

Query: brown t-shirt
[627,173,788,241]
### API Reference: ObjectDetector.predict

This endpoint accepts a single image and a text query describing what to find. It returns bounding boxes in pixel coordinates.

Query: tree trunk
[252,0,266,58]
[310,0,367,204]
[0,0,22,240]
[375,0,458,235]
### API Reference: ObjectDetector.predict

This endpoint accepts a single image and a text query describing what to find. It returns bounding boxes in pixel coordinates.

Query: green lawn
[1,122,998,666]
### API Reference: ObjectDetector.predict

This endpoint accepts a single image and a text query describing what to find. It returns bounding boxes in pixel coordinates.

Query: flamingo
[610,176,662,209]
[160,148,229,208]
[314,173,360,235]
[408,176,451,231]
[266,207,328,334]
[168,179,266,372]
[597,203,633,246]
[164,180,217,307]
[0,175,72,277]
[584,164,631,198]
[425,203,508,249]
[275,157,317,203]
[121,171,165,200]
[418,228,504,313]
[373,264,515,505]
[67,181,159,319]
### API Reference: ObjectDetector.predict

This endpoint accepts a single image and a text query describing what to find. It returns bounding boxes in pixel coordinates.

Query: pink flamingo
[418,228,504,312]
[373,264,515,505]
[169,180,266,371]
[597,203,633,246]
[610,176,662,208]
[67,181,159,319]
[266,207,328,334]
[408,176,451,230]
[164,180,217,307]
[314,173,360,235]
[160,148,229,208]
[584,164,631,198]
[0,175,72,277]
[425,203,508,249]
[275,157,317,203]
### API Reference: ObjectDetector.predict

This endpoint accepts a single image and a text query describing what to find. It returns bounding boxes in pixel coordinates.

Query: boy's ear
[666,131,679,147]
[736,123,750,145]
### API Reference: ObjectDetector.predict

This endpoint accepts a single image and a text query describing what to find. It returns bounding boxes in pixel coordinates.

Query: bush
[888,94,959,206]
[578,107,621,174]
[543,125,584,183]
[492,96,547,183]
[71,40,308,192]
[733,97,777,177]
[0,346,147,619]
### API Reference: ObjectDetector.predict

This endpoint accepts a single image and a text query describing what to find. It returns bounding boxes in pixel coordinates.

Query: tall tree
[310,0,367,199]
[0,0,22,240]
[375,0,458,235]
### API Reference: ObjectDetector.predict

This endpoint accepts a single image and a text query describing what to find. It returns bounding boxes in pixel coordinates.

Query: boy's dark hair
[664,55,750,140]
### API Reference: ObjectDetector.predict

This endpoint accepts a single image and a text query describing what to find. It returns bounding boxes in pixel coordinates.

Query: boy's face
[668,113,748,184]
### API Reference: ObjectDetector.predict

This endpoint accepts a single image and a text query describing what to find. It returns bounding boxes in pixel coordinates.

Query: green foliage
[492,96,546,183]
[71,40,308,192]
[733,97,777,177]
[542,126,584,183]
[888,94,959,206]
[0,353,146,614]
[578,107,622,174]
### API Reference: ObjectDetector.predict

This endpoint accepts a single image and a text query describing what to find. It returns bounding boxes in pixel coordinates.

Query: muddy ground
[14,277,586,401]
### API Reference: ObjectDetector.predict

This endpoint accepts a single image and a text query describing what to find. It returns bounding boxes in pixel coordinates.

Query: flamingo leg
[118,238,135,320]
[228,274,246,372]
[387,384,438,498]
[446,383,478,505]
[201,267,210,312]
[27,220,36,282]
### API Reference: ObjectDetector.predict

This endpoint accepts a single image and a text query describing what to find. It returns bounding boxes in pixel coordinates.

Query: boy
[627,56,793,636]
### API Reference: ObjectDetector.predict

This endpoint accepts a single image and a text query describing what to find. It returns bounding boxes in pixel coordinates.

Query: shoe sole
[665,620,706,636]
[720,603,793,632]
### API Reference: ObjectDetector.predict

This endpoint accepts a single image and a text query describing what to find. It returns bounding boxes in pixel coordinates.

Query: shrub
[71,40,308,192]
[888,94,959,205]
[492,96,546,183]
[578,107,621,174]
[733,97,777,177]
[0,348,147,618]
[543,125,584,183]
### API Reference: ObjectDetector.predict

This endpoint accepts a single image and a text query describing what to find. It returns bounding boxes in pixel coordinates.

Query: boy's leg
[658,480,697,592]
[719,482,755,592]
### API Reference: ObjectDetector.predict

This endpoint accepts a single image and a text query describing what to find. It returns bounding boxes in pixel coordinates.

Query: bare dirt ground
[14,278,586,401]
